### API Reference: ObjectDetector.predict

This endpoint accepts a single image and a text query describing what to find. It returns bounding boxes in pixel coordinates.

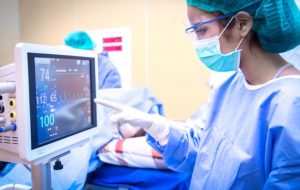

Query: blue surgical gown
[98,54,121,89]
[148,72,300,189]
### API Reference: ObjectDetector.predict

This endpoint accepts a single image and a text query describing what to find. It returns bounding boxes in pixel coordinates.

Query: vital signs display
[28,53,97,149]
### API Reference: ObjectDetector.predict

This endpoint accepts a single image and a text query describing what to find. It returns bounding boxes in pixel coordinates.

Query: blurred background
[0,0,210,121]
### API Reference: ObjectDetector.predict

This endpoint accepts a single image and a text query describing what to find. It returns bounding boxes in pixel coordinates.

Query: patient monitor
[0,43,99,165]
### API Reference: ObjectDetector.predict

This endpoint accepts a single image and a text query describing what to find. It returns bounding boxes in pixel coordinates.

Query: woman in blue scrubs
[97,0,300,189]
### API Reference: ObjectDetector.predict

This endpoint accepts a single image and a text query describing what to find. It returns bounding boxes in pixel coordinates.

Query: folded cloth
[99,136,167,169]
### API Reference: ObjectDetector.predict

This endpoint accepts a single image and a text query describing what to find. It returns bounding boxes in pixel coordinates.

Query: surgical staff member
[64,31,122,89]
[95,0,300,189]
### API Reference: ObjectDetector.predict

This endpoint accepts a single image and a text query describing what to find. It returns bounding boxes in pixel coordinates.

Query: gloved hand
[94,98,170,145]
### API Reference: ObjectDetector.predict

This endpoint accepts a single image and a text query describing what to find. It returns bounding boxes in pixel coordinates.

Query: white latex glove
[94,98,170,145]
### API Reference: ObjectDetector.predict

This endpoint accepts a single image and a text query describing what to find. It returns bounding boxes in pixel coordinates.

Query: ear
[235,11,253,37]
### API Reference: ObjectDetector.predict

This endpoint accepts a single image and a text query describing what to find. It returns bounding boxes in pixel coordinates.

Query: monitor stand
[31,151,69,190]
[31,163,51,190]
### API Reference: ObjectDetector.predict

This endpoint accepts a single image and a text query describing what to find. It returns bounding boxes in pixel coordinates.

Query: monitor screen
[28,53,97,149]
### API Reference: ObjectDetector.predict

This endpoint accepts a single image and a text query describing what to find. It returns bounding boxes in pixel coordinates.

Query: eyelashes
[195,27,207,38]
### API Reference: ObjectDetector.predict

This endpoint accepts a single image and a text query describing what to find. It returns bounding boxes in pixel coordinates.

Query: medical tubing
[0,123,17,133]
[0,82,16,94]
[23,164,31,172]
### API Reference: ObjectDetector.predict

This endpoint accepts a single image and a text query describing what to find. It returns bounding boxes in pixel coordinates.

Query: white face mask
[193,16,244,72]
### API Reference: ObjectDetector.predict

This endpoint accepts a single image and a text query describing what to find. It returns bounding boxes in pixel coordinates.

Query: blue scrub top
[148,72,300,189]
[98,54,121,89]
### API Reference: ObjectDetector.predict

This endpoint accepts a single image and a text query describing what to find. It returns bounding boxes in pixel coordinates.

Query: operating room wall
[1,0,210,120]
[0,0,20,67]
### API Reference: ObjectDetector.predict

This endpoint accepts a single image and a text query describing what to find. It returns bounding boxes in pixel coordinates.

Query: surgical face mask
[193,16,244,72]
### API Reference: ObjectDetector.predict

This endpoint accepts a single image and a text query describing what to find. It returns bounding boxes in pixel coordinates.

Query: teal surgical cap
[186,0,300,53]
[64,31,95,50]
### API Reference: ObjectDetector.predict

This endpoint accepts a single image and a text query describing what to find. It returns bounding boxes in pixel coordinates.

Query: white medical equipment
[0,43,99,189]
